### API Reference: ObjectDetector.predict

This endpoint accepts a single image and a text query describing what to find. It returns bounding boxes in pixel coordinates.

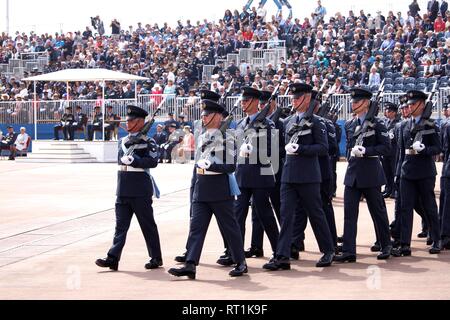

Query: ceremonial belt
[196,168,223,175]
[286,152,298,156]
[352,155,379,158]
[119,165,145,172]
[405,149,419,155]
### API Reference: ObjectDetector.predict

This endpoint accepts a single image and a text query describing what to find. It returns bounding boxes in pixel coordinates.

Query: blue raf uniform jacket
[319,117,337,182]
[281,114,328,184]
[192,132,237,202]
[396,118,441,180]
[235,116,276,188]
[117,135,159,198]
[344,117,391,188]
[440,118,450,177]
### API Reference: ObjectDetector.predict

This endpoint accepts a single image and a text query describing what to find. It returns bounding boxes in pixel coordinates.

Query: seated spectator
[178,126,194,163]
[163,112,180,135]
[160,123,183,163]
[104,105,120,141]
[424,59,435,78]
[54,107,74,140]
[368,66,381,87]
[69,105,88,140]
[153,124,168,163]
[433,57,445,77]
[11,127,30,159]
[87,106,103,141]
[0,126,18,160]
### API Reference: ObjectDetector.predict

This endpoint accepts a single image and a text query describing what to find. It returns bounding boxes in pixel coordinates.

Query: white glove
[240,143,253,155]
[197,159,211,169]
[389,132,394,140]
[352,146,364,157]
[72,122,78,126]
[355,146,366,155]
[285,143,299,154]
[412,141,425,152]
[121,155,134,165]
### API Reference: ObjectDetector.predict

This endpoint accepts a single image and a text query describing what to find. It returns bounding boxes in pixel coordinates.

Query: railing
[20,52,48,61]
[2,90,449,125]
[251,40,286,49]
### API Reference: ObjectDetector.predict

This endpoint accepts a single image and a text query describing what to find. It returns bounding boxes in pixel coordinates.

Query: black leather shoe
[370,242,381,252]
[382,192,391,199]
[229,262,248,277]
[392,239,401,249]
[168,262,196,279]
[316,253,334,267]
[244,247,264,258]
[95,257,118,271]
[216,255,235,266]
[333,253,356,263]
[392,245,411,257]
[441,237,450,250]
[219,250,230,259]
[377,245,392,260]
[290,245,300,260]
[174,252,187,263]
[335,245,343,254]
[417,231,428,238]
[429,242,441,254]
[263,257,291,271]
[337,236,344,244]
[426,237,433,245]
[145,258,163,269]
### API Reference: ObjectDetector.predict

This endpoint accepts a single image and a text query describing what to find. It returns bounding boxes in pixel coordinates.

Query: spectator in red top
[434,14,446,32]
[242,26,253,41]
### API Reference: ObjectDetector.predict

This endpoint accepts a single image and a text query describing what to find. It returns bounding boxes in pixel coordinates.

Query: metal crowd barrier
[2,90,450,125]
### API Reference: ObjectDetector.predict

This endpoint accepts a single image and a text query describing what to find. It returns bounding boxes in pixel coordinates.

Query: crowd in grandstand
[1,1,450,102]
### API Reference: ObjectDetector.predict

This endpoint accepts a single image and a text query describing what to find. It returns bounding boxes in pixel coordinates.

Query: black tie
[246,117,251,126]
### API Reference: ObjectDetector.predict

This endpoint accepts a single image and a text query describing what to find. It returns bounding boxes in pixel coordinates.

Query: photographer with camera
[90,15,105,36]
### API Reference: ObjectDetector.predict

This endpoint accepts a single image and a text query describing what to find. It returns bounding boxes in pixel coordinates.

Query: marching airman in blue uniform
[245,89,285,258]
[263,83,335,270]
[168,100,247,279]
[96,105,163,271]
[334,88,393,263]
[440,104,450,250]
[393,90,442,256]
[381,102,401,199]
[291,90,339,256]
[234,87,280,261]
[175,89,233,265]
[390,95,429,245]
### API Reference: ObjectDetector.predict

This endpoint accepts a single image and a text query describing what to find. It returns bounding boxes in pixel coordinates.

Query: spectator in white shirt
[368,67,381,87]
[10,127,30,159]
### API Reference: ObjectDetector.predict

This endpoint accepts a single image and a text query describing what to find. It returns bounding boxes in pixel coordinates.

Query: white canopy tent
[22,68,149,141]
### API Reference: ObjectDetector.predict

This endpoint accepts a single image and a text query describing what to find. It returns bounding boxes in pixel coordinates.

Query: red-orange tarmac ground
[0,161,449,299]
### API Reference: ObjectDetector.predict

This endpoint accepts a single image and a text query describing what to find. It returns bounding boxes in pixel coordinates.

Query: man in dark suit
[54,106,74,140]
[393,90,442,256]
[87,106,103,141]
[153,124,167,163]
[263,83,335,271]
[69,105,88,140]
[334,88,393,263]
[0,126,18,160]
[95,105,162,271]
